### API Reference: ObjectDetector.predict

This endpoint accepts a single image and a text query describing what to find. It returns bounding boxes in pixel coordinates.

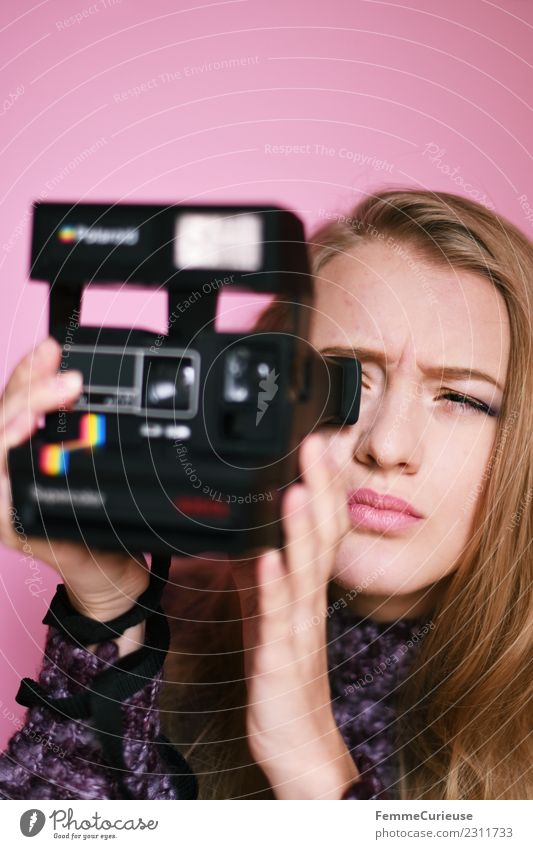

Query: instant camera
[8,202,362,557]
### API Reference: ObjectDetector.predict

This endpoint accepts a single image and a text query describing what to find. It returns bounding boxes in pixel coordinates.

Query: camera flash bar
[30,201,310,293]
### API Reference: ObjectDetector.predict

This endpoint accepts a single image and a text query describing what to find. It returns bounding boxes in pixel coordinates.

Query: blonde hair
[161,189,533,799]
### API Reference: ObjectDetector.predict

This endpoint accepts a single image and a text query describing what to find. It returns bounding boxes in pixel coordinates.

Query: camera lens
[144,357,195,411]
[224,347,251,402]
[224,346,277,404]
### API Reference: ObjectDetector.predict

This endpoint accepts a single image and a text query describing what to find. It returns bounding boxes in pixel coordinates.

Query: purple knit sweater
[0,589,430,800]
[327,601,431,799]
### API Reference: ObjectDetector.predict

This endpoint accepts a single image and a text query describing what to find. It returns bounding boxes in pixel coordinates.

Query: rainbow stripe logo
[57,226,78,243]
[39,414,106,476]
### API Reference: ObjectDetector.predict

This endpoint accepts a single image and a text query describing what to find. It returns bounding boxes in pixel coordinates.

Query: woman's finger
[0,371,79,548]
[232,550,288,618]
[231,550,292,673]
[280,481,324,602]
[1,370,83,441]
[299,435,336,545]
[2,337,62,400]
[300,432,351,551]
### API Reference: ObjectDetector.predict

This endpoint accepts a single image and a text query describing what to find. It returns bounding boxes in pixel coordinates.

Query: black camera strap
[42,555,171,645]
[16,605,169,729]
[15,567,198,799]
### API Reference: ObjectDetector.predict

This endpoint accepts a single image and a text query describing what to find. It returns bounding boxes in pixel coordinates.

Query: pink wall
[1,0,532,747]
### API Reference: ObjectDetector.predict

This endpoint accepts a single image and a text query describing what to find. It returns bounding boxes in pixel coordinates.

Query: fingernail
[41,337,58,351]
[55,371,83,392]
[264,548,279,563]
[310,433,325,452]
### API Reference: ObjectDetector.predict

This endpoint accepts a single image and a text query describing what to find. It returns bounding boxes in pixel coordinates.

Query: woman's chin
[331,537,424,600]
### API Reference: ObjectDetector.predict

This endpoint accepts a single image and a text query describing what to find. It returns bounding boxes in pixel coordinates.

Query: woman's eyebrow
[319,345,504,391]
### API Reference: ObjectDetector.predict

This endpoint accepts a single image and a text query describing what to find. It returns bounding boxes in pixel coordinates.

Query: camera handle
[150,553,171,588]
[48,281,82,341]
[167,289,217,341]
[47,283,219,346]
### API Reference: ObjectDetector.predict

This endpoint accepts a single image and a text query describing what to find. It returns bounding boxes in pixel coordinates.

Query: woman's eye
[439,391,498,417]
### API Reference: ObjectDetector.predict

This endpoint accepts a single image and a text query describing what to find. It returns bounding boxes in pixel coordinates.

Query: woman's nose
[353,381,423,471]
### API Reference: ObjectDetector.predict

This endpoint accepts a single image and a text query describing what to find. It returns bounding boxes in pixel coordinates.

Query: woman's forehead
[311,243,510,377]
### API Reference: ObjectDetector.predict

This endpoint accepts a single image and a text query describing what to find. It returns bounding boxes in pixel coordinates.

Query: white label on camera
[174,212,262,270]
[31,485,105,507]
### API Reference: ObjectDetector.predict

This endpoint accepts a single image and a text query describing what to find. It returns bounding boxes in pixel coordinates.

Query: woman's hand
[0,338,149,641]
[231,433,360,799]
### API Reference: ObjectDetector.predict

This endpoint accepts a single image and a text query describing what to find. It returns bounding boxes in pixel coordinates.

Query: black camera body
[8,202,362,557]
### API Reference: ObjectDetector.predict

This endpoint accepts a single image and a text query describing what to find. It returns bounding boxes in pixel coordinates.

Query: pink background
[1,0,532,747]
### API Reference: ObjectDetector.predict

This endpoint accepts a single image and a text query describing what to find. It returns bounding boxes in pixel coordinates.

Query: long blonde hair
[161,189,533,799]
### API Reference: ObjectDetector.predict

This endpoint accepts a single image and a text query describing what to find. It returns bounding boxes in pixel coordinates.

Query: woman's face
[310,239,510,621]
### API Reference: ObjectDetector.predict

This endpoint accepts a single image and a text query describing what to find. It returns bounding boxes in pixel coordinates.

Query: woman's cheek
[447,434,495,523]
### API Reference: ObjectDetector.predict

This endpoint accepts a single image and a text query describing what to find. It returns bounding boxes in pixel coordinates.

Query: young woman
[0,188,531,800]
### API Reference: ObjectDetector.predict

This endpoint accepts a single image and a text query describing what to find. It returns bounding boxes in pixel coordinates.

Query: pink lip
[347,487,424,533]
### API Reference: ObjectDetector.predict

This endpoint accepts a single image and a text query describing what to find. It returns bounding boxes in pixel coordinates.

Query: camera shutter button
[140,423,163,438]
[164,424,191,440]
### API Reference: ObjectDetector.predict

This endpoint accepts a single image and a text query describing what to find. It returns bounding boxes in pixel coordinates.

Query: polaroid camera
[8,201,362,558]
